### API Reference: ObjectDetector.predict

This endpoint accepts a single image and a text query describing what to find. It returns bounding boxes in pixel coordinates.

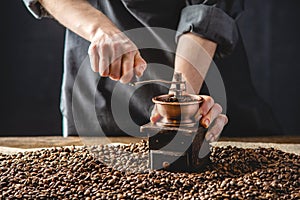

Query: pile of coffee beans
[0,140,299,199]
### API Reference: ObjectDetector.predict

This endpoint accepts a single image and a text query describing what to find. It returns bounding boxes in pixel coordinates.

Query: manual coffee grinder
[131,73,210,172]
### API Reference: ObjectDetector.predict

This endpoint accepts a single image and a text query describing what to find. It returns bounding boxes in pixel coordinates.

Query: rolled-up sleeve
[176,0,244,57]
[22,0,52,19]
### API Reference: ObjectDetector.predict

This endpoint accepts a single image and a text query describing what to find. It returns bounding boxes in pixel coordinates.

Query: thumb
[134,52,147,77]
[150,104,162,124]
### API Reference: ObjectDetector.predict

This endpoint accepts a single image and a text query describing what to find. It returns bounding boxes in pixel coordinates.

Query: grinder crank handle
[129,79,185,87]
[129,72,185,86]
[129,73,186,98]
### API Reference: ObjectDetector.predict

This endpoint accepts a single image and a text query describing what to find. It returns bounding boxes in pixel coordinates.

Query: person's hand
[88,29,147,83]
[150,95,228,142]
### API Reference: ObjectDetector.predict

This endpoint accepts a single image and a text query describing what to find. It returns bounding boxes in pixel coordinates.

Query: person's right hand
[88,29,147,83]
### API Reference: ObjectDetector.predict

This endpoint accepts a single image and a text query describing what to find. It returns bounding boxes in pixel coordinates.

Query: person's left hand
[150,95,228,142]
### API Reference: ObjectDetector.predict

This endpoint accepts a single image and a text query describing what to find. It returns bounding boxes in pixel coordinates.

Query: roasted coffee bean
[0,140,299,199]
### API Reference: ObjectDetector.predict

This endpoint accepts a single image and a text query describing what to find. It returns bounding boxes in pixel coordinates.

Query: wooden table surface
[0,136,299,149]
[0,136,299,156]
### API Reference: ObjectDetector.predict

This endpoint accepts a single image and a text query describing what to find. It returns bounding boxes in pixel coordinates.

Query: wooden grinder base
[140,123,210,172]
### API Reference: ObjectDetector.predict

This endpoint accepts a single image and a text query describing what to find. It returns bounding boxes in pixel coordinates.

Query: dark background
[1,0,299,136]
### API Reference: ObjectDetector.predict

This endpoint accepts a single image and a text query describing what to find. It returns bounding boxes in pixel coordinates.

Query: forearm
[173,33,217,94]
[39,0,119,41]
